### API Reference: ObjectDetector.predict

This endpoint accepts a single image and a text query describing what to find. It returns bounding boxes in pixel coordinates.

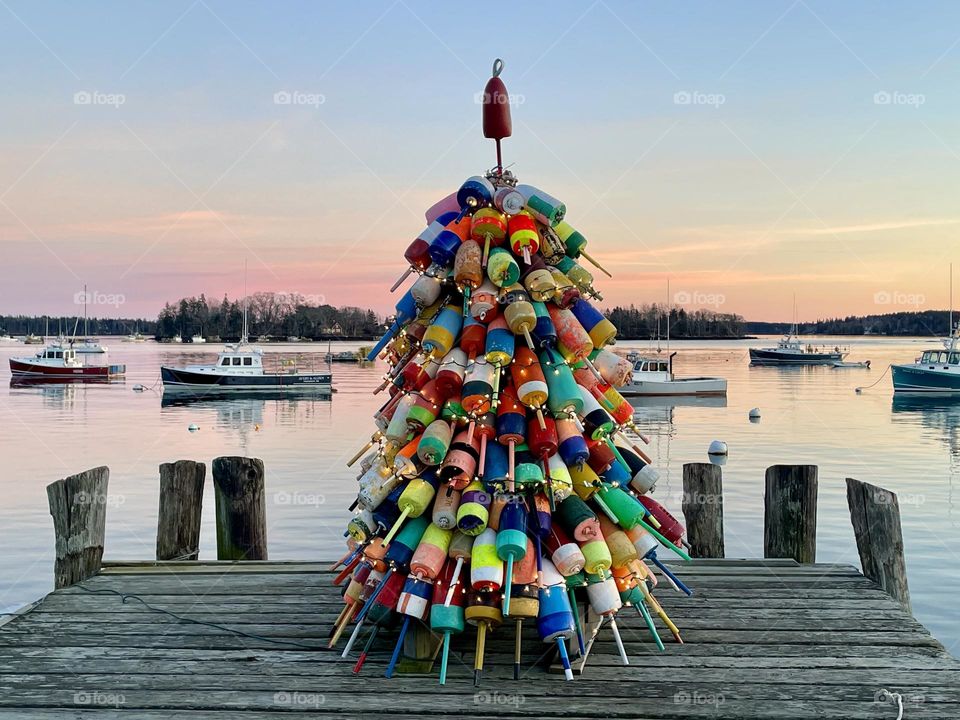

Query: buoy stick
[381,507,411,546]
[347,439,376,467]
[508,440,515,493]
[636,517,691,561]
[522,326,535,351]
[482,235,492,268]
[604,438,631,474]
[385,615,411,678]
[534,535,544,586]
[645,591,683,643]
[635,603,664,651]
[617,432,652,463]
[584,357,605,383]
[462,287,470,318]
[478,435,488,480]
[593,494,620,525]
[390,267,414,293]
[328,604,355,648]
[341,616,366,658]
[352,625,380,674]
[608,617,629,665]
[474,622,487,687]
[440,630,451,685]
[580,250,611,278]
[503,556,514,616]
[556,637,574,681]
[491,363,501,409]
[514,619,522,681]
[354,567,393,623]
[443,557,464,607]
[535,407,546,431]
[569,588,585,655]
[328,547,355,571]
[466,420,476,446]
[333,553,362,585]
[649,553,693,596]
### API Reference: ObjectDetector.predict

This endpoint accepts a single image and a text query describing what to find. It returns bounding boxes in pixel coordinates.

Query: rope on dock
[74,584,325,650]
[876,689,904,719]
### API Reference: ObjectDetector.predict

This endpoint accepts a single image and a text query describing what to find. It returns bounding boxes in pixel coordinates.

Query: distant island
[0,302,954,342]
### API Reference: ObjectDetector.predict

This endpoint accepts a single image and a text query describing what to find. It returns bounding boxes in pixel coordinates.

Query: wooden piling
[764,464,818,563]
[157,460,206,561]
[845,477,911,611]
[46,466,109,589]
[681,462,725,558]
[212,456,268,561]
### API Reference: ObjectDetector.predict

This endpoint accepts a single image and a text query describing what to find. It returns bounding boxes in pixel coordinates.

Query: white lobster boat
[619,352,727,397]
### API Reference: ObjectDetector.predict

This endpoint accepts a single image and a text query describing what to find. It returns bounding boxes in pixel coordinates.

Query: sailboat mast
[950,263,953,335]
[83,284,88,337]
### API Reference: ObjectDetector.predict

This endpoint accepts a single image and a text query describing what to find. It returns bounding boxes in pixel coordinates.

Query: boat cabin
[36,346,80,365]
[215,346,264,374]
[633,358,670,373]
[918,350,960,366]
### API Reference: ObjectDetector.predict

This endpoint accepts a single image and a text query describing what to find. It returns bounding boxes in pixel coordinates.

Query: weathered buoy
[708,440,727,456]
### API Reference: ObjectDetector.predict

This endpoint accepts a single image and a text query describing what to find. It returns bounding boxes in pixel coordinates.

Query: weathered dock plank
[0,560,956,719]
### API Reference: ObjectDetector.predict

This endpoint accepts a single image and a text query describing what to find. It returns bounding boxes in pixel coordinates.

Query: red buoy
[482,59,512,171]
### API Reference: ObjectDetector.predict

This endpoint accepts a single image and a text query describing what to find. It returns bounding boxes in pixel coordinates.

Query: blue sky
[2,1,960,320]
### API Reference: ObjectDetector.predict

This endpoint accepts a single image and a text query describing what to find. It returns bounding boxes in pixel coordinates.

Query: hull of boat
[9,358,125,378]
[892,364,960,394]
[749,348,844,365]
[161,366,332,393]
[620,377,727,397]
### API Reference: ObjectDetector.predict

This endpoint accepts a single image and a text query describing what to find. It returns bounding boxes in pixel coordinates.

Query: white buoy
[188,423,200,432]
[708,440,728,456]
[132,384,146,393]
[749,408,761,419]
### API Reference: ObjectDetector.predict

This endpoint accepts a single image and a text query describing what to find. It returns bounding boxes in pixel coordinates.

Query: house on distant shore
[322,322,343,335]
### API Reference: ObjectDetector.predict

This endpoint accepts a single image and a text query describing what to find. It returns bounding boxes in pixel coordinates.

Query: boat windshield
[921,350,960,364]
[634,360,669,372]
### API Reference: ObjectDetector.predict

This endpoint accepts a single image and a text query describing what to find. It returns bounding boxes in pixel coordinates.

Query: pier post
[681,463,725,558]
[212,456,268,561]
[764,464,818,563]
[845,478,911,611]
[46,466,110,589]
[157,460,206,561]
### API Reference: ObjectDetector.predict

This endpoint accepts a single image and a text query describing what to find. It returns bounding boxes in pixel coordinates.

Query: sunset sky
[2,2,960,321]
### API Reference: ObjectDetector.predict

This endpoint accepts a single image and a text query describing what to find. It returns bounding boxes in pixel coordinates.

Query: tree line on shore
[2,303,953,341]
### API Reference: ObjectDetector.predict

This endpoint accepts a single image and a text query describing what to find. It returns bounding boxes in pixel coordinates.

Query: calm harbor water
[0,336,957,654]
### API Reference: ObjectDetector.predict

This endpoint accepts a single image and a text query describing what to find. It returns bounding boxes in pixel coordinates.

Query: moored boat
[619,352,727,397]
[9,341,125,380]
[749,328,846,366]
[892,328,960,395]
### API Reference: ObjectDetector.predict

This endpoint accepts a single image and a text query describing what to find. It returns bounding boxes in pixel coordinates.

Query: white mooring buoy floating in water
[188,424,200,432]
[708,440,728,456]
[749,407,761,420]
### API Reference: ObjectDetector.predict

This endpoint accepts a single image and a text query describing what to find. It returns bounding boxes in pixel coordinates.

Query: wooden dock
[0,559,958,719]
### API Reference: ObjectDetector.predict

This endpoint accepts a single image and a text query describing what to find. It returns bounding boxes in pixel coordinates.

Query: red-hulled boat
[9,341,125,380]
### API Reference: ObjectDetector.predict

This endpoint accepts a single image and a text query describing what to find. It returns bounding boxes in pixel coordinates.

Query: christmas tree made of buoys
[330,59,692,685]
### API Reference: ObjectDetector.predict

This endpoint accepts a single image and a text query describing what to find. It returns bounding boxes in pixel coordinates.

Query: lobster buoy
[708,440,728,456]
[749,407,761,421]
[482,58,512,170]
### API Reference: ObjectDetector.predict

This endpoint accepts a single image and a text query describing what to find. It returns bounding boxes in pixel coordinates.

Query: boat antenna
[950,262,954,336]
[242,259,249,343]
[666,277,670,354]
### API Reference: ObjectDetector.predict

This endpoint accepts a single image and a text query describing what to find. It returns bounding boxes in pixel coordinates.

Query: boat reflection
[160,389,332,407]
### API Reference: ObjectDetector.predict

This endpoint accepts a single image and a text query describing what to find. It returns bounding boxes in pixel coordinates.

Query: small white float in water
[708,440,728,456]
[188,423,200,432]
[749,408,761,420]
